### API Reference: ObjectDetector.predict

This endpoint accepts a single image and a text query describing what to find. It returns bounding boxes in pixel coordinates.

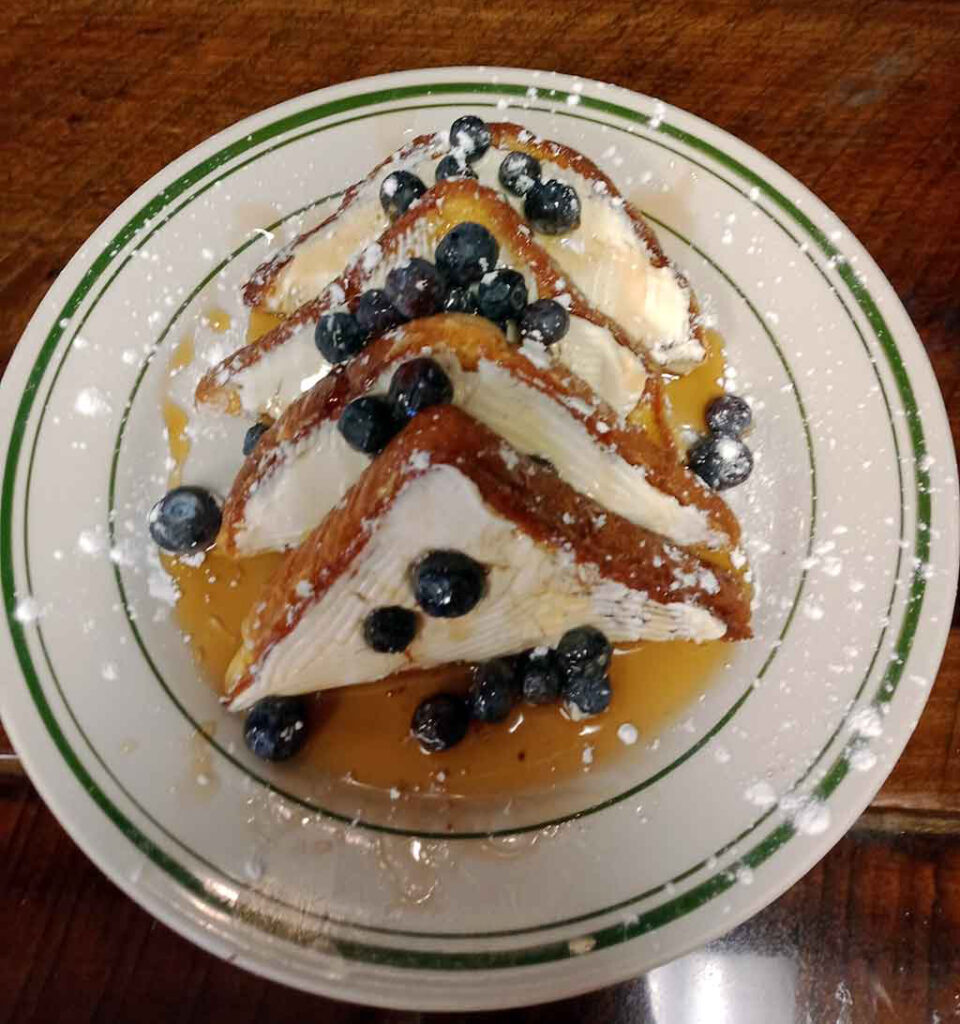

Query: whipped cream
[232,327,332,418]
[229,466,726,707]
[235,422,369,553]
[467,151,699,370]
[231,286,640,426]
[553,316,648,418]
[529,181,699,371]
[451,359,716,544]
[260,139,441,313]
[263,200,385,313]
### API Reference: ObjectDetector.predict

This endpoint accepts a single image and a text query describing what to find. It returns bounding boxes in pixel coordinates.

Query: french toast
[225,406,751,710]
[148,112,761,763]
[219,314,740,557]
[243,122,704,373]
[196,180,659,425]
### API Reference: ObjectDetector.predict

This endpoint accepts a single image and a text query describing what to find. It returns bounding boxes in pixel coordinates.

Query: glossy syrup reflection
[167,313,734,797]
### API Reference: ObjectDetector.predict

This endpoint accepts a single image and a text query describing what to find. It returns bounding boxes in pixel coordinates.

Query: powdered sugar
[74,387,112,417]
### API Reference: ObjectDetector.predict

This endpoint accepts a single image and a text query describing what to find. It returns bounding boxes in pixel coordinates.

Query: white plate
[0,68,956,1011]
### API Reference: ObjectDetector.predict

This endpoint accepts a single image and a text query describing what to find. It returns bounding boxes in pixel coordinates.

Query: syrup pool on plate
[163,312,732,798]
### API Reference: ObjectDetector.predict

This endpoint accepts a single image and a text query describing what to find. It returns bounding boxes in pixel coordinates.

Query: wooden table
[2,2,959,1020]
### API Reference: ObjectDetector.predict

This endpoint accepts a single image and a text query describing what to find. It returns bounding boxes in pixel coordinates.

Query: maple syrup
[163,336,194,488]
[246,307,284,343]
[165,312,733,797]
[664,328,726,437]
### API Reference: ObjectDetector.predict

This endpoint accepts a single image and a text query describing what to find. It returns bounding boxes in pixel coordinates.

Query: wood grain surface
[1,0,959,1020]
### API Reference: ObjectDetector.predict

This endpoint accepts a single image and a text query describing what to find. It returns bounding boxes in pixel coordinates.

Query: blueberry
[468,659,520,722]
[435,222,500,286]
[449,115,491,162]
[315,312,367,363]
[337,396,400,454]
[499,151,541,197]
[518,299,570,345]
[243,696,309,761]
[435,154,478,182]
[412,550,487,618]
[688,434,753,491]
[558,623,614,718]
[363,606,419,653]
[476,269,528,323]
[705,394,753,437]
[442,285,479,314]
[385,258,443,319]
[557,626,612,682]
[388,357,454,421]
[354,289,406,337]
[148,486,221,553]
[242,421,269,456]
[524,180,581,235]
[411,693,470,752]
[519,649,562,705]
[563,674,612,716]
[379,170,426,220]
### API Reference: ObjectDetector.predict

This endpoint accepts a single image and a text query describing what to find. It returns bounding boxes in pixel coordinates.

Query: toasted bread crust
[196,179,663,418]
[219,314,739,555]
[226,406,751,702]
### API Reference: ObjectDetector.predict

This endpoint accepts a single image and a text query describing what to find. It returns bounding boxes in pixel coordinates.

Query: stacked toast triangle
[196,178,663,425]
[241,121,707,374]
[227,405,749,710]
[219,314,739,558]
[192,115,751,707]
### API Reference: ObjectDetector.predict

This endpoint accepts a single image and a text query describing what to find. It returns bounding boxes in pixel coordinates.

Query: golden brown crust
[219,314,739,555]
[196,178,665,419]
[226,405,751,702]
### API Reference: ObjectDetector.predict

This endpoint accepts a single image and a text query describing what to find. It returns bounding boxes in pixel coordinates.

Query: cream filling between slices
[551,316,647,418]
[451,359,715,544]
[233,326,333,419]
[263,199,386,313]
[230,309,639,424]
[236,426,369,553]
[537,196,699,371]
[234,221,541,419]
[467,151,700,371]
[229,466,726,708]
[261,140,440,313]
[231,354,717,556]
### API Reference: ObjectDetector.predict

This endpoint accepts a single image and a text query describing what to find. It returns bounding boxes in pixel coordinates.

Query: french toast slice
[243,122,704,372]
[196,180,658,424]
[225,406,751,709]
[219,314,740,558]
